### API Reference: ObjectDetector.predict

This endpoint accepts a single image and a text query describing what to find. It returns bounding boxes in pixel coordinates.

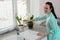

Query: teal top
[34,12,60,40]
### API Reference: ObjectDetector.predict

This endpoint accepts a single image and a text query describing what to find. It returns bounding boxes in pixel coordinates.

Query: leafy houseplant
[16,16,24,27]
[27,15,34,29]
[16,16,24,35]
[16,16,22,26]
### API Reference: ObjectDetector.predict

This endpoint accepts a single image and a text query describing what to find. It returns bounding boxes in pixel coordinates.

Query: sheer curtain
[0,0,14,29]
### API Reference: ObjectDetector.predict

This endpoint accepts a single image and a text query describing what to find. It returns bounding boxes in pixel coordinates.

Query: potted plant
[16,16,24,35]
[16,16,22,25]
[27,15,34,29]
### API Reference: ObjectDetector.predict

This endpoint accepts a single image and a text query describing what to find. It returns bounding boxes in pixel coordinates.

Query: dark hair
[46,2,57,19]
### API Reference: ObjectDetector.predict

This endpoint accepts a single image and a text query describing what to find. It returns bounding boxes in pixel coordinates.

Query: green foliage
[16,16,21,25]
[30,15,34,20]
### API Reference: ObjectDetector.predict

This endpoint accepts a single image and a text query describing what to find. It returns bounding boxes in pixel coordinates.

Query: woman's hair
[46,2,57,19]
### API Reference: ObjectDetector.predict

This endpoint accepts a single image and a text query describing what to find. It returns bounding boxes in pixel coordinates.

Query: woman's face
[44,4,52,14]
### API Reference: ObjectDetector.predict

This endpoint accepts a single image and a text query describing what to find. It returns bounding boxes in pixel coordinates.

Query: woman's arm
[44,29,55,36]
[44,32,50,36]
[27,14,47,23]
[34,14,47,21]
[37,29,54,36]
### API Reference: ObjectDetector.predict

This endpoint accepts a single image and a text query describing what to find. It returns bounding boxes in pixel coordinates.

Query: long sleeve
[49,16,58,34]
[34,14,47,21]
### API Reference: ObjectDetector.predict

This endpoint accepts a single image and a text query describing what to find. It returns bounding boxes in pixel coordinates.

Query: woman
[34,2,60,40]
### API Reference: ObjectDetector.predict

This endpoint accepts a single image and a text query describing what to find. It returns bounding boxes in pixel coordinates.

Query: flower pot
[18,25,24,32]
[27,21,33,29]
[16,25,24,35]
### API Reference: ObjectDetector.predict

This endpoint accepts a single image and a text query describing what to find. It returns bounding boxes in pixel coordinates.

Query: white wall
[29,0,41,18]
[29,0,60,18]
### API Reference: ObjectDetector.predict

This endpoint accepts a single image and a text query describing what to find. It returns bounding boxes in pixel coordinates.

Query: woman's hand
[37,32,50,36]
[37,32,45,36]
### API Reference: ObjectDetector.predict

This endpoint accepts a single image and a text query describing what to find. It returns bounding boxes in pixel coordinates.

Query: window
[0,0,14,29]
[17,0,27,21]
[0,0,28,29]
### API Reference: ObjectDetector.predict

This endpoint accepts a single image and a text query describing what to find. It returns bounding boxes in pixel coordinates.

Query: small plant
[16,16,23,35]
[16,16,22,25]
[27,15,34,29]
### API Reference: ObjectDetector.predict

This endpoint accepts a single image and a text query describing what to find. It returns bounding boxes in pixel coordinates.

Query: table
[16,25,47,40]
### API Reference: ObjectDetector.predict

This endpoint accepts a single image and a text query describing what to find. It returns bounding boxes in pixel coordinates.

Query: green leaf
[30,15,34,20]
[16,16,21,25]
